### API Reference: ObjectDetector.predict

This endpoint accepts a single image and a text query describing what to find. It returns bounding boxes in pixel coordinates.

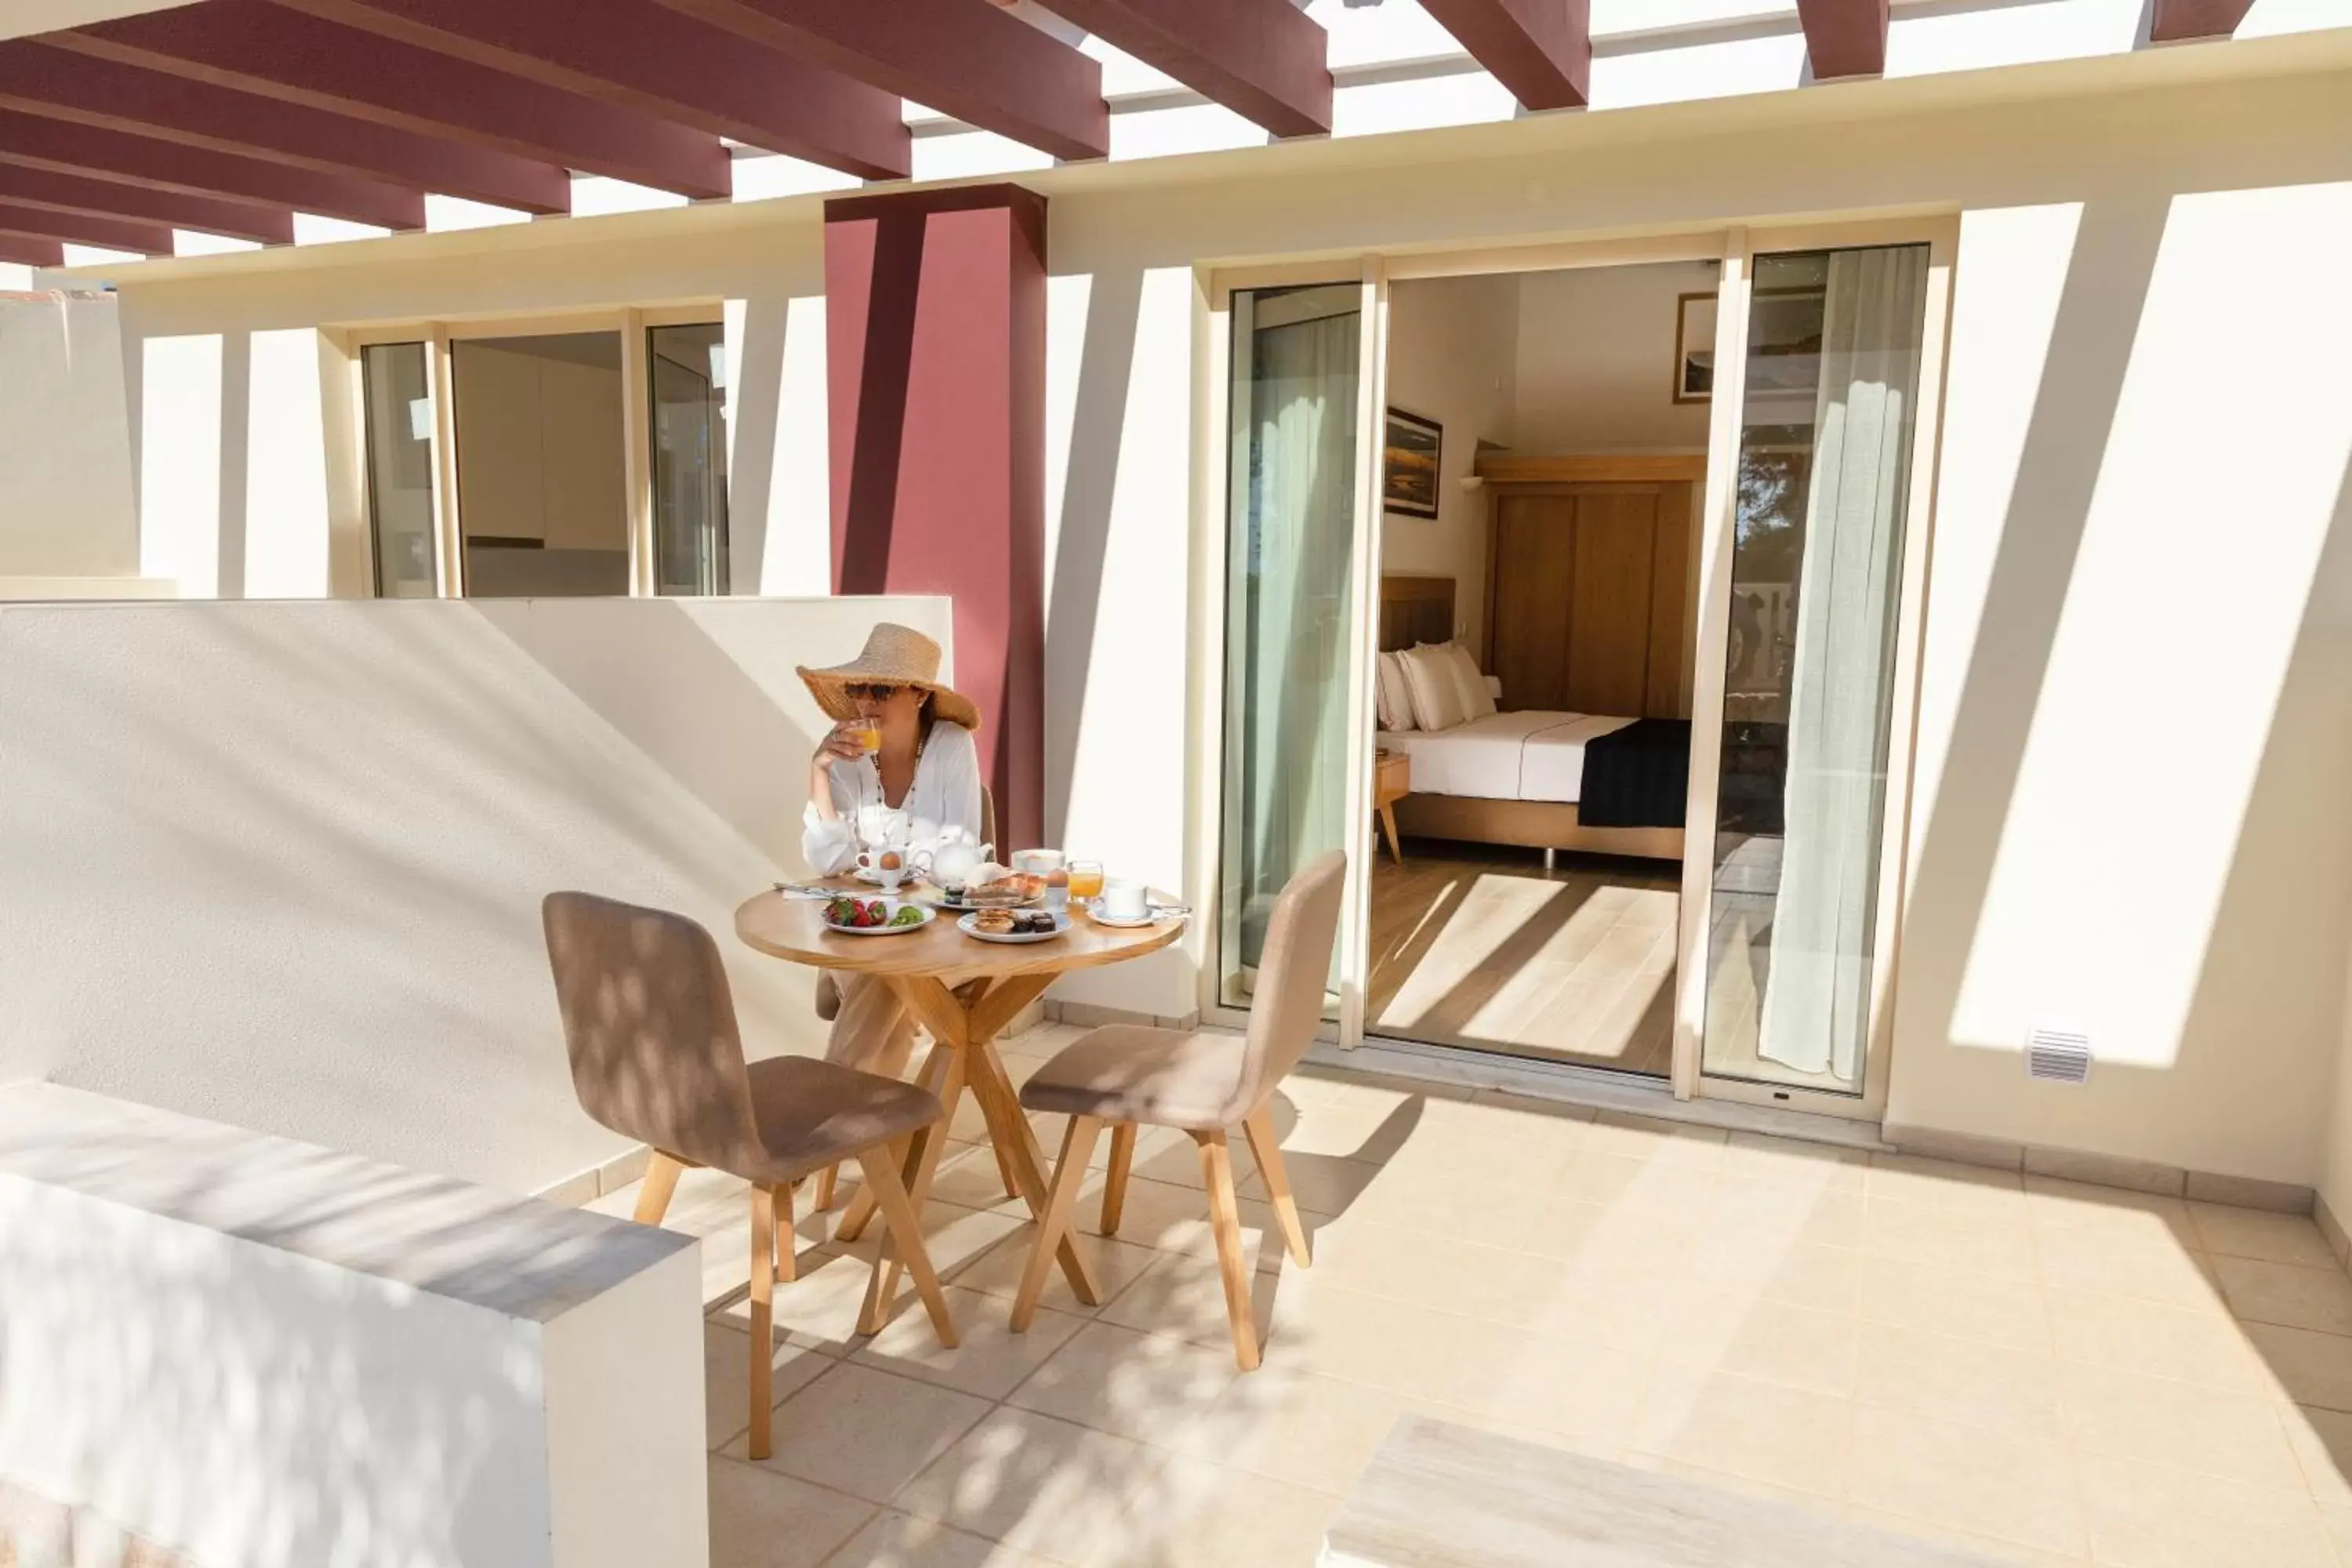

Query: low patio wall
[0,593,949,1198]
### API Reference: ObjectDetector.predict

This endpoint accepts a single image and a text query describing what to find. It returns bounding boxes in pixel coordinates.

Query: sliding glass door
[1697,243,1933,1100]
[1217,284,1364,1010]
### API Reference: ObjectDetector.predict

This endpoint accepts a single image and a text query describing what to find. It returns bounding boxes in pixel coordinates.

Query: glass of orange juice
[1068,859,1105,902]
[844,718,881,754]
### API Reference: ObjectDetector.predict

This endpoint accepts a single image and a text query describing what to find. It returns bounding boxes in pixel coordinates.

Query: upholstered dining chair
[1009,851,1347,1370]
[542,891,959,1461]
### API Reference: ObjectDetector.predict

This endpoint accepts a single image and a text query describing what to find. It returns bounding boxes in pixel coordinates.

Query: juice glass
[845,718,881,754]
[1068,860,1105,902]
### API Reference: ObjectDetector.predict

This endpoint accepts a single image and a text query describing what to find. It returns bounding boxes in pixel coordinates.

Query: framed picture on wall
[1675,292,1719,403]
[1382,406,1443,520]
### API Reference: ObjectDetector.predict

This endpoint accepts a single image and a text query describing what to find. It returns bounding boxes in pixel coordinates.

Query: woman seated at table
[800,622,985,1077]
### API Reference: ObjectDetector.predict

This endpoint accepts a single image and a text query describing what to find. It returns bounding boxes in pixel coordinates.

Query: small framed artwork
[1382,406,1443,520]
[1674,291,1719,404]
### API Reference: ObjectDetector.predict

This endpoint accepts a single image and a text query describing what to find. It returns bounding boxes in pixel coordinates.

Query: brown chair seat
[746,1055,942,1185]
[1018,1025,1250,1131]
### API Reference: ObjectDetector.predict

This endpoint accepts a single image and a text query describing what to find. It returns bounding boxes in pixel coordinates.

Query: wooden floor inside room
[1368,839,1679,1076]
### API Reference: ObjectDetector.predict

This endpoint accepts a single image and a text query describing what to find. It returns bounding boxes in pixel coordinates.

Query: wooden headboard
[1380,575,1455,652]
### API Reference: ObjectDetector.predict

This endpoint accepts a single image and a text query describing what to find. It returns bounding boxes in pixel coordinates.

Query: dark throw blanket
[1578,719,1692,829]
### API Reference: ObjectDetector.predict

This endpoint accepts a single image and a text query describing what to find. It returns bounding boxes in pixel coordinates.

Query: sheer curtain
[1757,246,1928,1078]
[1226,290,1359,978]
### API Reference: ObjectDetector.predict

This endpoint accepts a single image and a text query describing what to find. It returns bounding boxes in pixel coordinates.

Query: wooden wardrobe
[1478,454,1701,719]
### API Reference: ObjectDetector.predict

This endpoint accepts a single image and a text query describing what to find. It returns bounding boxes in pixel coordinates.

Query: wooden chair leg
[1101,1123,1137,1236]
[1197,1130,1261,1371]
[813,1163,838,1212]
[1241,1107,1311,1266]
[775,1181,797,1284]
[1012,1115,1102,1332]
[632,1152,684,1225]
[855,1147,959,1348]
[746,1184,778,1461]
[841,1041,957,1243]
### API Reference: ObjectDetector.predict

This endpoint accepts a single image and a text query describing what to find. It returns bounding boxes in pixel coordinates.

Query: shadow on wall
[1891,184,2352,1181]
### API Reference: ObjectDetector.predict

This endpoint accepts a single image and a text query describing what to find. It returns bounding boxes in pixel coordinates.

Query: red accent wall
[824,183,1047,851]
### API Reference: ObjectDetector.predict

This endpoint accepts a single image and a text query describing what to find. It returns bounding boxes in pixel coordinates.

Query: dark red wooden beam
[0,236,65,268]
[0,45,568,213]
[2150,0,2252,41]
[56,1,730,198]
[1417,0,1589,111]
[1033,0,1330,136]
[0,162,292,243]
[0,109,423,230]
[271,0,909,180]
[657,0,1109,162]
[0,201,171,254]
[1795,0,1888,78]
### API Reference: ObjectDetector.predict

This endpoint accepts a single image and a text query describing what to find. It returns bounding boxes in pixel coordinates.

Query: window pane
[648,322,730,595]
[1701,245,1930,1095]
[360,343,436,597]
[1218,284,1361,1011]
[451,332,629,597]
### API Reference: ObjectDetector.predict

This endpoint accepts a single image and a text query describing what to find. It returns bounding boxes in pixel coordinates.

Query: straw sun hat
[797,622,980,731]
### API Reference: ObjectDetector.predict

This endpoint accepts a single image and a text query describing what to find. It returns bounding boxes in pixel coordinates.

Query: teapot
[922,837,993,888]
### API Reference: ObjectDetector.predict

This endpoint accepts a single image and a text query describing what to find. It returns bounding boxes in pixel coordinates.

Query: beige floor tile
[897,1407,1172,1564]
[1310,1221,1563,1327]
[2281,1403,2352,1511]
[1866,1154,2027,1215]
[2024,1178,2199,1249]
[1546,1149,1719,1212]
[2211,1255,2352,1336]
[852,1286,1086,1401]
[2045,1287,2270,1395]
[1659,1297,1860,1397]
[1096,1249,1302,1353]
[710,1247,889,1354]
[826,1199,1032,1285]
[2052,1359,2306,1490]
[826,1508,1061,1567]
[919,1144,1030,1216]
[1236,1154,1380,1217]
[2031,1228,2225,1313]
[2241,1320,2352,1414]
[1167,1370,1405,1497]
[2189,1203,2341,1270]
[1860,1254,2054,1354]
[1275,1279,1479,1401]
[1005,1319,1250,1445]
[1846,1403,2086,1557]
[707,1457,878,1568]
[706,1319,834,1450]
[1842,1507,2091,1567]
[726,1363,993,1506]
[1627,1362,1853,1500]
[1862,1196,2040,1280]
[1436,1322,1657,1442]
[1513,1262,1687,1356]
[1521,1189,1709,1269]
[1613,1452,1841,1519]
[1334,1163,1554,1250]
[1686,1238,1865,1317]
[1854,1321,2067,1444]
[1704,1178,1870,1252]
[1583,1111,1730,1169]
[1115,1457,1343,1568]
[2074,1450,2334,1568]
[946,1225,1162,1316]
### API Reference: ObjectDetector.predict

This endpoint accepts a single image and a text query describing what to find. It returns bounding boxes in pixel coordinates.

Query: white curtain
[1236,296,1358,970]
[1757,246,1928,1079]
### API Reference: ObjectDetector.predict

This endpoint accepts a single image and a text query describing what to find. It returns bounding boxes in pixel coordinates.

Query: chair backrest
[1232,851,1348,1115]
[542,891,763,1174]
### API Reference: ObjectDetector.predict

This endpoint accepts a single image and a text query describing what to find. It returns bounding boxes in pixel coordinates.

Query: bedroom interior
[1368,261,1712,1076]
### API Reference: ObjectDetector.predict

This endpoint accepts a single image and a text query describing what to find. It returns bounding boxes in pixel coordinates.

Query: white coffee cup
[1100,879,1149,921]
[855,847,908,891]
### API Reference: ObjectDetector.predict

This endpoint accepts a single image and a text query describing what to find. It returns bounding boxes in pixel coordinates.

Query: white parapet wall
[0,1081,706,1568]
[0,594,952,1199]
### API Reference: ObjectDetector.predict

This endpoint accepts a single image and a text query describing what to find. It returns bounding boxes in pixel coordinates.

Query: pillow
[1374,651,1417,732]
[1399,644,1468,731]
[1443,641,1497,720]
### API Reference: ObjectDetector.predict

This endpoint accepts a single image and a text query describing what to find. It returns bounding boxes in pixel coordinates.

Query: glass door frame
[339,302,722,599]
[1192,217,1957,1126]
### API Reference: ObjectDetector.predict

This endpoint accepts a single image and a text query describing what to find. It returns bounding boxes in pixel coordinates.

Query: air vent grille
[2027,1028,2092,1085]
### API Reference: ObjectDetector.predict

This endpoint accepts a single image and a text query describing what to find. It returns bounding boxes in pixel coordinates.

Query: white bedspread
[1383,711,1636,804]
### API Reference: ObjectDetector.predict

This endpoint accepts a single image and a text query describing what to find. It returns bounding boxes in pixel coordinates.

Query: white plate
[957,910,1069,944]
[820,896,934,937]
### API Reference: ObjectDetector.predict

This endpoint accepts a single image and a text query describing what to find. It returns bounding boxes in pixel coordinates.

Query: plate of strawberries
[821,894,935,936]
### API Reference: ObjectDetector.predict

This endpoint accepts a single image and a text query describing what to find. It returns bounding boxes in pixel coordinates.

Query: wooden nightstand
[1374,750,1410,864]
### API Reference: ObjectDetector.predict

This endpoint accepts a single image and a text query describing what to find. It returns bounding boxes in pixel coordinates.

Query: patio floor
[591,1022,2352,1568]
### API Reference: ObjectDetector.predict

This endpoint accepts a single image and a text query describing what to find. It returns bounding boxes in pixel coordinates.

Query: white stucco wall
[0,594,951,1197]
[0,292,140,584]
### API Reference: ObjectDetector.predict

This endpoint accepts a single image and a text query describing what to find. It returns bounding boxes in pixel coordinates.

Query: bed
[1378,575,1686,862]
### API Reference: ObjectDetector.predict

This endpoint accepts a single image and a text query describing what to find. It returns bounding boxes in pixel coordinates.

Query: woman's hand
[808,720,866,818]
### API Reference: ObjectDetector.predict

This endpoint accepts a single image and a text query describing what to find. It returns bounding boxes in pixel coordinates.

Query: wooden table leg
[858,1044,964,1335]
[839,1037,956,1245]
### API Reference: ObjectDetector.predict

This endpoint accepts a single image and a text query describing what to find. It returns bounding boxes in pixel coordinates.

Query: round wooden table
[735,885,1182,1328]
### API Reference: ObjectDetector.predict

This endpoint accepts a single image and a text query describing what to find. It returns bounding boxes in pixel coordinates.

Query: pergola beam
[0,236,64,268]
[0,44,569,213]
[270,0,909,180]
[1417,0,1589,111]
[1795,0,1888,79]
[2150,0,2252,42]
[1033,0,1330,137]
[56,1,731,198]
[0,162,292,242]
[0,200,171,254]
[657,0,1109,162]
[0,108,423,230]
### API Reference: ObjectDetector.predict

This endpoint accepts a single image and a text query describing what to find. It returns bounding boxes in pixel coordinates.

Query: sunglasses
[844,682,906,700]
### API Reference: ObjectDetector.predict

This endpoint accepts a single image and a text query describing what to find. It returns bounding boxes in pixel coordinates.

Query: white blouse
[800,720,986,876]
